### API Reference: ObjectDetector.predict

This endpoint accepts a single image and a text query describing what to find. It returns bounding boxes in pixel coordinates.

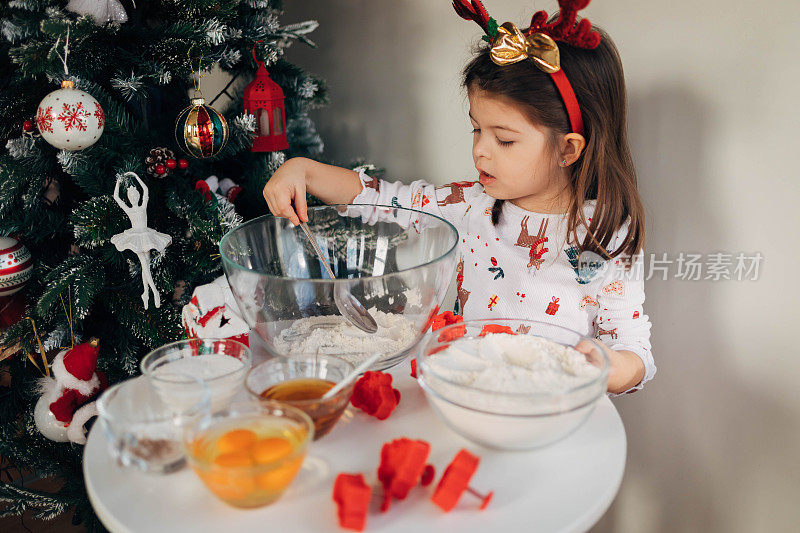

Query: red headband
[453,0,601,136]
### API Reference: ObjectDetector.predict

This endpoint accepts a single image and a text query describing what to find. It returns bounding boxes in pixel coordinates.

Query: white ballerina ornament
[110,172,172,309]
[66,0,132,26]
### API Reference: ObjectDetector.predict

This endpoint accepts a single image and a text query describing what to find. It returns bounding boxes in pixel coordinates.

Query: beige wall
[236,1,798,530]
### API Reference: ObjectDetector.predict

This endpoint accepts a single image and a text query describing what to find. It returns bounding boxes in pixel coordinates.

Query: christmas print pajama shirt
[351,170,656,393]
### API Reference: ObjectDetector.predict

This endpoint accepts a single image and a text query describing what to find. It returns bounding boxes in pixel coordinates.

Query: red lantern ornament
[243,41,289,152]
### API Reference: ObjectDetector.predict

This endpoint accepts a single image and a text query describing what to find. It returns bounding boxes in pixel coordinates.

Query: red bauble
[165,158,177,170]
[22,120,35,132]
[155,164,166,175]
[178,159,189,169]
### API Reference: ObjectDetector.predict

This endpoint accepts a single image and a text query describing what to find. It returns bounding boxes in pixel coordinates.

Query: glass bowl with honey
[245,354,355,440]
[183,400,313,508]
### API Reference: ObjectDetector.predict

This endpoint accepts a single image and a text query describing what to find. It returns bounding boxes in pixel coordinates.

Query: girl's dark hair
[463,22,645,260]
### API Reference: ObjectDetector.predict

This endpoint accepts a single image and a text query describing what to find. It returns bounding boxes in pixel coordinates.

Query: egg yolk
[213,451,254,468]
[216,429,258,454]
[251,437,293,464]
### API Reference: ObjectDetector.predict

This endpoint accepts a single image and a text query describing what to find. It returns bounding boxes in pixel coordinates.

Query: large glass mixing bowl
[219,204,459,371]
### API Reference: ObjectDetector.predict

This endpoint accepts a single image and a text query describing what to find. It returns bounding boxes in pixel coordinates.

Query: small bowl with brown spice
[96,375,210,474]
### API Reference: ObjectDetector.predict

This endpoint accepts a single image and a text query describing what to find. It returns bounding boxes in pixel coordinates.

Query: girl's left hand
[575,339,645,394]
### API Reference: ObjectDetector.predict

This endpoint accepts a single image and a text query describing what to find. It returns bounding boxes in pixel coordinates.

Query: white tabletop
[84,366,626,533]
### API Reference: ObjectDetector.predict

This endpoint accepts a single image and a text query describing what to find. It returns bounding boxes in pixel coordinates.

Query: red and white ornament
[34,338,107,444]
[194,175,242,204]
[0,236,33,297]
[36,80,104,151]
[181,276,249,345]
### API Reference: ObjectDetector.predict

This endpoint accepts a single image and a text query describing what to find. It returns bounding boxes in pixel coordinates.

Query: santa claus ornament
[34,338,107,444]
[181,276,249,345]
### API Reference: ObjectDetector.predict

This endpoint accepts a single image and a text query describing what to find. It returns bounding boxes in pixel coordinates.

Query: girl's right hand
[263,158,309,226]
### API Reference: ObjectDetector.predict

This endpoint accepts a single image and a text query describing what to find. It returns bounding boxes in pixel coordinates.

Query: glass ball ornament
[0,236,33,296]
[174,92,229,158]
[36,81,105,151]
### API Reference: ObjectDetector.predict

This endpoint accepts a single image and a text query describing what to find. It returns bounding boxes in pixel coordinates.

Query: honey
[261,378,335,401]
[259,378,349,439]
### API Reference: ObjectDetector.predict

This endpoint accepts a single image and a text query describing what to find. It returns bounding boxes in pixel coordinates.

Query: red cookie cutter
[479,324,516,336]
[377,438,436,510]
[432,449,493,512]
[333,473,372,531]
[431,311,463,332]
[350,371,400,420]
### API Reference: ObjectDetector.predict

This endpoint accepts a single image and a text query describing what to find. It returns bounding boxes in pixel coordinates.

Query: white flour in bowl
[422,333,600,395]
[419,332,606,448]
[273,310,417,364]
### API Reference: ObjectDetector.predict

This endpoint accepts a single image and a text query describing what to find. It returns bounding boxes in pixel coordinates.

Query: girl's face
[468,88,569,213]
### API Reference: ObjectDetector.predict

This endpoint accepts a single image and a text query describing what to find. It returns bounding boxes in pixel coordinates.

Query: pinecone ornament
[40,177,61,207]
[145,147,175,178]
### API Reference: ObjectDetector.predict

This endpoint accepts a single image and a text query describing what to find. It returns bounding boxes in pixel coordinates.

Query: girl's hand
[263,157,309,226]
[575,339,646,394]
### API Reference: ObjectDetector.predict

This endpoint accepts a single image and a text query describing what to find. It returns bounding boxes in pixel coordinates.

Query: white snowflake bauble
[34,387,69,442]
[36,81,105,151]
[0,236,33,297]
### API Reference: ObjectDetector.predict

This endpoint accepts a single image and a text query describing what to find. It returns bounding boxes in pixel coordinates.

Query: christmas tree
[0,1,338,528]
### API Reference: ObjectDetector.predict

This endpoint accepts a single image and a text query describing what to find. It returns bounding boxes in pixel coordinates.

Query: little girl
[263,0,655,395]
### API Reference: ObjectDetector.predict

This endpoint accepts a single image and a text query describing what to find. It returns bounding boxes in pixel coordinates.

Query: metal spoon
[298,222,378,334]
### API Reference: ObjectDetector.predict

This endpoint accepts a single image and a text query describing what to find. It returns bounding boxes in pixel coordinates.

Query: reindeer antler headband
[453,0,601,136]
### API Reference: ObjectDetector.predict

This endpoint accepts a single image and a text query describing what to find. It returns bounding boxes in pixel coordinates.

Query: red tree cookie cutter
[377,438,435,508]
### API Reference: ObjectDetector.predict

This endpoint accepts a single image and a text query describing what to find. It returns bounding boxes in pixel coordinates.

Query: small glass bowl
[97,375,210,474]
[416,318,609,450]
[141,338,251,412]
[245,354,355,440]
[183,400,313,508]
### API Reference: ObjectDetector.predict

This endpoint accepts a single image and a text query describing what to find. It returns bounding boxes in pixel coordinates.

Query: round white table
[84,367,626,533]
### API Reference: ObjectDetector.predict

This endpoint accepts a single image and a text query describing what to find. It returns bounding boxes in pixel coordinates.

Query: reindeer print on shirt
[437,181,476,206]
[363,175,380,193]
[456,258,470,312]
[514,216,550,270]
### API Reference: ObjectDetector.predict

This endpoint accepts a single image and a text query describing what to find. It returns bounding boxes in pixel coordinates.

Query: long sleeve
[349,168,481,230]
[595,225,656,394]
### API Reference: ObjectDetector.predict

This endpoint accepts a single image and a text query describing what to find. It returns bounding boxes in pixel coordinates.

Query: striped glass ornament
[174,92,229,158]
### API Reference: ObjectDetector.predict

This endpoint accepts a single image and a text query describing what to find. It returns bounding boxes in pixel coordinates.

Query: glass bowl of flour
[220,205,458,370]
[141,338,251,412]
[416,319,609,450]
